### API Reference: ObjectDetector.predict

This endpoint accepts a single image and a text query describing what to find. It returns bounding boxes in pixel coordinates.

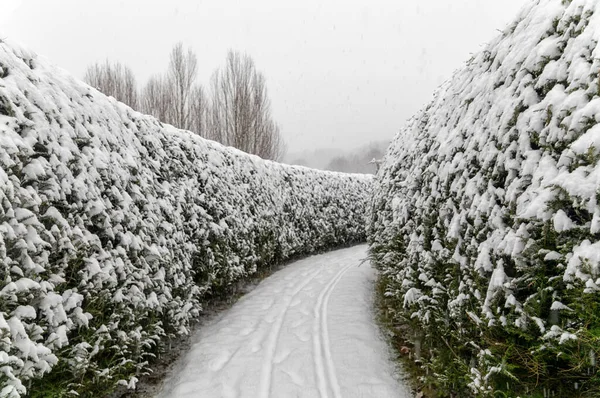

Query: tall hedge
[0,41,371,397]
[369,0,600,396]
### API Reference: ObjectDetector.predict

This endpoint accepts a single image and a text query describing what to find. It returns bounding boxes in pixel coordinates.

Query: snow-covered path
[155,245,412,398]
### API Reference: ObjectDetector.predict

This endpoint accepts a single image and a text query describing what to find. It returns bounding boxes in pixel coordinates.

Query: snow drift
[0,40,371,397]
[369,0,600,396]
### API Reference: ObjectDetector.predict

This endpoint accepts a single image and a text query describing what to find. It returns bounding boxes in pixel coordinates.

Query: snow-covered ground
[155,245,411,398]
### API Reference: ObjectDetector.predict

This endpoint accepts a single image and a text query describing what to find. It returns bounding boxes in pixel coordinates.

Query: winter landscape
[2,0,600,397]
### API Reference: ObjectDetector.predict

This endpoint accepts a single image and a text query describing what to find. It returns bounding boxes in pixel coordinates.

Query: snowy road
[155,245,412,398]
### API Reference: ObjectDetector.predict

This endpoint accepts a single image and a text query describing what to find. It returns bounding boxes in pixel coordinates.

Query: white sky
[2,0,526,153]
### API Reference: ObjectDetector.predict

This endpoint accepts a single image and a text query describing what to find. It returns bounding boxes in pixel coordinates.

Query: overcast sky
[2,0,526,154]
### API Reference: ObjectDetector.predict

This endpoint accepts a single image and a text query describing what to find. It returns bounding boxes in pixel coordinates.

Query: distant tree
[84,60,138,108]
[291,158,308,167]
[166,42,198,131]
[83,46,285,154]
[327,155,353,172]
[365,146,384,161]
[140,43,207,136]
[209,50,285,161]
[325,142,388,174]
[189,84,208,137]
[141,74,170,122]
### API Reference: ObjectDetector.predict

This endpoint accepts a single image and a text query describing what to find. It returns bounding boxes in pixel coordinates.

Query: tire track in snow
[313,262,354,398]
[258,265,324,398]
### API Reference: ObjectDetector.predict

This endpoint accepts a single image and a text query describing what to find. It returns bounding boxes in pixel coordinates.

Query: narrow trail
[155,245,412,398]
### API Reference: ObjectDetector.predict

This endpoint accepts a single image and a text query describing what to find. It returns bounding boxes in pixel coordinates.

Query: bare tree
[209,50,285,160]
[83,45,284,153]
[84,60,139,109]
[189,84,208,137]
[139,43,207,135]
[141,74,171,122]
[167,42,198,131]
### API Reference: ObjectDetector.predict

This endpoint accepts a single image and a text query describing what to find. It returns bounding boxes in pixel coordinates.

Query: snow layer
[369,0,600,395]
[0,40,371,397]
[156,245,411,398]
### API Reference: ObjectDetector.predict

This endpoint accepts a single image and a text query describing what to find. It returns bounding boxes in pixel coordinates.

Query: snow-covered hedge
[369,1,600,396]
[0,41,371,397]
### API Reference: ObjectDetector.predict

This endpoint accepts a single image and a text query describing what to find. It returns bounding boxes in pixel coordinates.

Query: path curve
[155,245,412,398]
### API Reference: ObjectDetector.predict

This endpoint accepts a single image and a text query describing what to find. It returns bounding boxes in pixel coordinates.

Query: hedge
[369,0,600,396]
[0,40,372,397]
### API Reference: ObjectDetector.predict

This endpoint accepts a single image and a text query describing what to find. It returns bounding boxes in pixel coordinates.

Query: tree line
[84,43,285,161]
[325,142,386,174]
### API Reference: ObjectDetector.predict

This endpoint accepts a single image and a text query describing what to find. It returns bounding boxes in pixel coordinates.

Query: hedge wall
[0,41,371,397]
[369,0,600,396]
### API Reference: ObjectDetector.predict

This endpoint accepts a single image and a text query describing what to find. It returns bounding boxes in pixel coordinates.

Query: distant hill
[285,147,345,170]
[286,140,390,174]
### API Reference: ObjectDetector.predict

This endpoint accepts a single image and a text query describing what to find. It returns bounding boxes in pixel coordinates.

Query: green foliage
[0,95,15,116]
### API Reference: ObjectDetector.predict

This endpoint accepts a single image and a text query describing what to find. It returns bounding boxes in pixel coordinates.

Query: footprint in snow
[273,348,292,364]
[209,350,234,371]
[290,298,302,307]
[282,369,304,386]
[261,303,276,313]
[239,325,257,336]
